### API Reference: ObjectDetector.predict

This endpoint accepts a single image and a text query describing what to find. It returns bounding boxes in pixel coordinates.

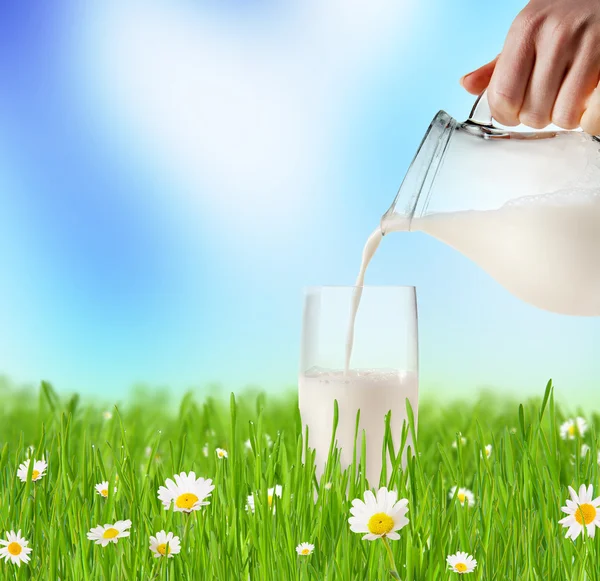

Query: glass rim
[303,284,416,291]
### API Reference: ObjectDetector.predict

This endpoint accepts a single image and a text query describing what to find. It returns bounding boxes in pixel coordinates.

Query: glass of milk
[298,286,418,488]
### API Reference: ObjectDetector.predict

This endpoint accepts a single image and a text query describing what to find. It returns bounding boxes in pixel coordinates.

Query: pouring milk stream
[301,90,600,488]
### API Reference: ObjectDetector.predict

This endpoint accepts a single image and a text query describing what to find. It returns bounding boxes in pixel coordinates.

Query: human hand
[460,0,600,135]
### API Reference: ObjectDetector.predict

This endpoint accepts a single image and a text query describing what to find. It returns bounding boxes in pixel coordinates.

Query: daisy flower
[451,435,467,448]
[244,439,253,451]
[0,530,32,567]
[559,484,600,540]
[17,459,47,483]
[247,485,282,513]
[102,411,113,420]
[348,487,409,541]
[149,531,181,558]
[324,482,332,490]
[202,444,209,458]
[449,487,476,507]
[447,551,477,574]
[296,542,314,556]
[216,448,228,459]
[157,472,215,513]
[560,417,587,440]
[87,520,132,546]
[95,481,117,498]
[482,445,492,459]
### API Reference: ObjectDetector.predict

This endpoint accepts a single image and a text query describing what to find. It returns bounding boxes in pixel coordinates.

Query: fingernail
[460,72,474,87]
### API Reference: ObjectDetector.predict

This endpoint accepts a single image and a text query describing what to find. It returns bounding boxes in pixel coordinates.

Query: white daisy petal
[17,459,47,483]
[0,531,32,567]
[363,490,377,508]
[156,472,214,513]
[559,484,600,541]
[149,530,181,558]
[295,542,314,556]
[348,487,409,542]
[246,484,282,514]
[348,519,369,533]
[447,551,477,574]
[449,487,476,507]
[87,520,132,547]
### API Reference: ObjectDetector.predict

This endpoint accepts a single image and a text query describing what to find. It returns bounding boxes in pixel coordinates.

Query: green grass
[0,379,599,580]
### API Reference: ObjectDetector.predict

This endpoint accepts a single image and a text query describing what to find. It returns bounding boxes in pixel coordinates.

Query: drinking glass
[298,285,418,487]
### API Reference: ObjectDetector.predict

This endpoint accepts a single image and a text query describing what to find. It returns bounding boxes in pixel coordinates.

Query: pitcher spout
[381,110,456,234]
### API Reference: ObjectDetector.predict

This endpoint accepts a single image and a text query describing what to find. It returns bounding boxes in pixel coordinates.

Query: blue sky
[0,0,598,407]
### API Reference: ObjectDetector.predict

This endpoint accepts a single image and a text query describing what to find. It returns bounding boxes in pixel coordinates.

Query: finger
[460,56,499,95]
[487,14,537,126]
[553,41,600,129]
[519,42,570,129]
[580,85,600,135]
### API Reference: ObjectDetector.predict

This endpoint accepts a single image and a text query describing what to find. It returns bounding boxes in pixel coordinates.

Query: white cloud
[80,0,414,238]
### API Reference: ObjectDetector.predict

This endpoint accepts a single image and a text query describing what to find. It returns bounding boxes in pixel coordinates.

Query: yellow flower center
[103,528,119,539]
[367,512,394,536]
[176,493,199,510]
[157,543,170,555]
[301,548,310,555]
[575,503,597,525]
[268,494,273,507]
[100,489,108,497]
[568,425,576,437]
[457,493,466,504]
[455,563,468,573]
[7,542,22,556]
[31,470,40,480]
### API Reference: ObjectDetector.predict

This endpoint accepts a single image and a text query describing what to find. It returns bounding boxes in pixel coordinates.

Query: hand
[460,0,600,135]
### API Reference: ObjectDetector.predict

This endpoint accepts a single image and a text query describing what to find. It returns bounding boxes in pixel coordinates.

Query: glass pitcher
[381,92,600,316]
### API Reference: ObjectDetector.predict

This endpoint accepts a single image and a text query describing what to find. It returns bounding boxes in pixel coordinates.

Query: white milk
[300,226,417,487]
[344,227,383,373]
[298,368,418,486]
[404,189,600,316]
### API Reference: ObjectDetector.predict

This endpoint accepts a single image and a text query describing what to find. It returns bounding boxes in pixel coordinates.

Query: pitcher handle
[467,90,598,138]
[465,90,554,139]
[468,90,493,127]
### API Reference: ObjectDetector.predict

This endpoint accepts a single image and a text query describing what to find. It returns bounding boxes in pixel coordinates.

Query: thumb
[460,56,499,95]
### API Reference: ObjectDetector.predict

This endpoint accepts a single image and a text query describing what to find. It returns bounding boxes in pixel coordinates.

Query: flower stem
[382,537,402,580]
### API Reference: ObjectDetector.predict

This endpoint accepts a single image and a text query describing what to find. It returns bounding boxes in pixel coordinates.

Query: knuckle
[552,110,580,130]
[487,89,521,123]
[513,9,542,36]
[519,111,550,129]
[490,108,519,127]
[548,18,574,45]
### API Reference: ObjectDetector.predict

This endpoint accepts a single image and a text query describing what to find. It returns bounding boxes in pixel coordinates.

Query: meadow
[0,379,599,580]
